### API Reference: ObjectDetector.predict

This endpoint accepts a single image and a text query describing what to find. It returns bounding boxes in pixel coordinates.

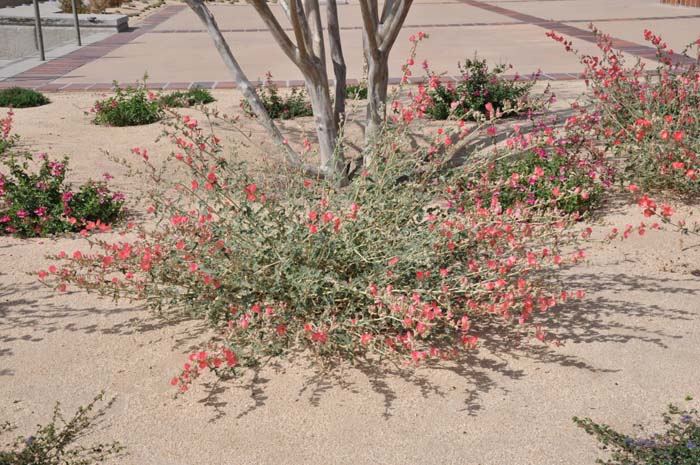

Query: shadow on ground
[189,266,697,421]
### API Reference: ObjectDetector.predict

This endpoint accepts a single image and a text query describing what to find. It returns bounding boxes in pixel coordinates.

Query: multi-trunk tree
[184,0,414,184]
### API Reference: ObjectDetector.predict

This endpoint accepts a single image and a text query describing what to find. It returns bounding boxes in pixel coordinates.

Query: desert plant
[0,152,124,237]
[549,27,700,196]
[345,83,368,100]
[0,111,17,156]
[159,88,215,108]
[59,0,125,13]
[575,403,700,465]
[241,74,313,120]
[92,80,162,127]
[59,0,88,13]
[0,392,124,465]
[472,113,610,216]
[44,98,593,390]
[420,57,536,121]
[0,88,50,109]
[0,113,124,238]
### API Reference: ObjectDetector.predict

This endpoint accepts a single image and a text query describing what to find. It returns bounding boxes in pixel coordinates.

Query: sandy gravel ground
[1,85,699,465]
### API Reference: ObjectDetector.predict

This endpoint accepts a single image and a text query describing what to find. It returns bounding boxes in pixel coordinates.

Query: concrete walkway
[1,0,699,90]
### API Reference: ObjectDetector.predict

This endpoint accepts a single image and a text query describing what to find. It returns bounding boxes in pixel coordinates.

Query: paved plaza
[1,0,699,89]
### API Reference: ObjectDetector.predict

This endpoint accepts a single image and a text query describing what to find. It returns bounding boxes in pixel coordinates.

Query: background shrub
[159,88,215,108]
[0,88,50,109]
[0,152,124,237]
[420,57,535,120]
[241,74,312,120]
[0,392,124,465]
[0,113,124,238]
[550,27,700,196]
[575,402,700,465]
[92,81,162,127]
[346,83,368,100]
[59,0,125,13]
[1,111,17,156]
[470,113,610,216]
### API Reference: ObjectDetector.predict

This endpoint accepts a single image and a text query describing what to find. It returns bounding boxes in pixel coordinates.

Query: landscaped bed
[0,79,698,463]
[1,20,700,462]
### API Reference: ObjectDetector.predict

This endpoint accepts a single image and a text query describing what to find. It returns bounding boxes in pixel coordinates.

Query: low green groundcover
[0,87,50,108]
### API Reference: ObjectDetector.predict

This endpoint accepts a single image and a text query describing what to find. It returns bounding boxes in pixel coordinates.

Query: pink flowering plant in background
[92,79,216,127]
[0,111,124,238]
[549,26,700,197]
[0,110,17,155]
[241,72,314,120]
[92,79,163,127]
[463,109,611,216]
[418,56,538,121]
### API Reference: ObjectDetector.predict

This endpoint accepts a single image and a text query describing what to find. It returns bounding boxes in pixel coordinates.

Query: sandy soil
[1,84,699,465]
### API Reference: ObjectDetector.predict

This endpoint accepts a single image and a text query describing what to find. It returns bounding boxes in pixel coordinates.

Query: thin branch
[358,0,381,60]
[379,0,413,52]
[278,0,292,21]
[248,0,303,65]
[380,0,396,24]
[368,0,379,29]
[289,0,313,63]
[303,0,325,63]
[326,0,347,125]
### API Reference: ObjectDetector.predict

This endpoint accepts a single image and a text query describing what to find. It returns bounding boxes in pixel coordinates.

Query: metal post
[32,0,45,61]
[71,0,82,46]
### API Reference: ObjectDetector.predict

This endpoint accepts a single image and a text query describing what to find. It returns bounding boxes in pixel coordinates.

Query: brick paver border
[0,71,567,93]
[661,0,700,7]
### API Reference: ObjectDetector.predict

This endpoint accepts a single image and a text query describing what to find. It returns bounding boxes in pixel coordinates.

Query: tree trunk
[364,53,389,165]
[304,69,346,183]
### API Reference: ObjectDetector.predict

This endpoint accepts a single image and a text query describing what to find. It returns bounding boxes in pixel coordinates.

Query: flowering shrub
[549,27,700,196]
[0,111,17,156]
[241,73,313,120]
[469,111,610,216]
[575,402,700,465]
[159,88,215,108]
[0,392,124,465]
[0,87,50,109]
[39,31,696,393]
[92,81,162,127]
[1,113,124,237]
[42,96,595,391]
[0,153,124,238]
[419,57,536,121]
